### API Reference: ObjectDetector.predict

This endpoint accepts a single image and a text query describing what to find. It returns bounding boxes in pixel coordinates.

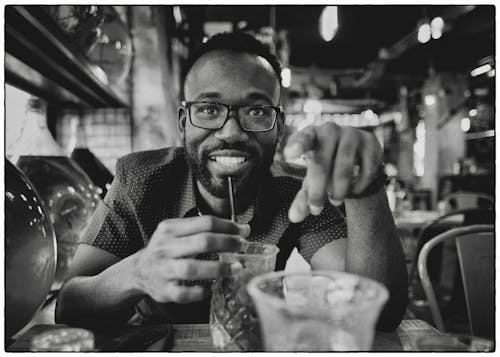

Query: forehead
[184,50,280,103]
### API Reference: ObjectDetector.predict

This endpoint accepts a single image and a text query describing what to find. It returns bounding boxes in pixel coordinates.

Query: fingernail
[238,224,251,237]
[230,261,243,275]
[284,143,301,158]
[329,199,343,206]
[239,238,249,252]
[353,164,360,179]
[309,204,324,215]
[288,208,302,223]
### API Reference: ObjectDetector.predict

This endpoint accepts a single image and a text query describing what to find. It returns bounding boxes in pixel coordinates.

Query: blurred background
[5,5,495,207]
[3,5,496,342]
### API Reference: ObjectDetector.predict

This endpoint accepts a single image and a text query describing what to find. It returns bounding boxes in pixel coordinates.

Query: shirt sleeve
[80,159,144,258]
[295,204,347,263]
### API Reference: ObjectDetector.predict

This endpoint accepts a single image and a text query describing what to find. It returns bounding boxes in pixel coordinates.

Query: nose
[213,111,249,143]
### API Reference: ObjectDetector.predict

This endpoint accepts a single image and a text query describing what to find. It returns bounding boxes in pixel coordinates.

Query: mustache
[201,142,260,157]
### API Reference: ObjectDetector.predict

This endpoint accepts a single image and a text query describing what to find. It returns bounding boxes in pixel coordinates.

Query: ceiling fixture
[417,21,431,43]
[319,6,338,42]
[468,108,478,117]
[281,68,291,88]
[430,17,444,39]
[424,94,436,106]
[461,117,471,132]
[173,6,183,26]
[471,63,492,77]
[418,16,445,43]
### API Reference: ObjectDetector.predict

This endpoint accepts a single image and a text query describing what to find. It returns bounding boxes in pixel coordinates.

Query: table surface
[394,210,463,229]
[8,319,439,352]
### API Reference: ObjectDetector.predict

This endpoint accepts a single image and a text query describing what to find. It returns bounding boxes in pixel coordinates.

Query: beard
[184,136,275,199]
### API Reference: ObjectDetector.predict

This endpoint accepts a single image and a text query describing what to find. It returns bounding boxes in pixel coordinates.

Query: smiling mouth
[209,156,248,168]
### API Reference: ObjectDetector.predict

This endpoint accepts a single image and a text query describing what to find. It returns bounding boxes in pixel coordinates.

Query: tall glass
[210,242,279,351]
[247,270,389,351]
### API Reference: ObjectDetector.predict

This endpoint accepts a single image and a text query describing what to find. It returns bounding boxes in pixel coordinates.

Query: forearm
[344,188,408,331]
[55,252,145,327]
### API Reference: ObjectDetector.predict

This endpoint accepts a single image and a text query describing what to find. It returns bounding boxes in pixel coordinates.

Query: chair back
[442,191,494,213]
[408,208,494,285]
[456,231,495,339]
[417,225,494,334]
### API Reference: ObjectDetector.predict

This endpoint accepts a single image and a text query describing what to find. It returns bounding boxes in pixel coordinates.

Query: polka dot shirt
[80,147,347,323]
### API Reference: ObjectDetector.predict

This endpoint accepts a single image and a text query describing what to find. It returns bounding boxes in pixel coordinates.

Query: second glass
[209,242,279,351]
[247,270,389,351]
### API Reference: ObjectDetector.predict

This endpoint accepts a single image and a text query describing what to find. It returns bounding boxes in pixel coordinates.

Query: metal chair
[417,225,494,337]
[408,208,494,287]
[442,191,494,213]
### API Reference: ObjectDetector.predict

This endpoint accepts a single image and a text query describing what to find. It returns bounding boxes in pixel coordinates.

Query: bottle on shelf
[68,114,114,199]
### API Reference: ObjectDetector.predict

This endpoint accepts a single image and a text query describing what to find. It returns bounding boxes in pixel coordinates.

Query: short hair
[182,31,282,96]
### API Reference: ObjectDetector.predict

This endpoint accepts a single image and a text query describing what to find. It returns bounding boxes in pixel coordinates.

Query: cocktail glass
[209,242,279,351]
[247,270,389,351]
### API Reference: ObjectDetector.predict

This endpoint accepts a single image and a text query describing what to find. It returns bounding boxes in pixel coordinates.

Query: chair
[442,191,494,213]
[408,207,495,286]
[417,225,494,338]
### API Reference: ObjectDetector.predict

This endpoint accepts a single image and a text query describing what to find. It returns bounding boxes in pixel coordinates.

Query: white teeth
[212,156,246,168]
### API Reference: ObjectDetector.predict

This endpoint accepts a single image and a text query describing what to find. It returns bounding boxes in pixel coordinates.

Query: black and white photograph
[4,4,495,352]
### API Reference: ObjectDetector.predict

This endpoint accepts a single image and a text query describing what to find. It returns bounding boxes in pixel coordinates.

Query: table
[394,210,463,269]
[8,319,439,352]
[394,210,442,230]
[394,210,464,231]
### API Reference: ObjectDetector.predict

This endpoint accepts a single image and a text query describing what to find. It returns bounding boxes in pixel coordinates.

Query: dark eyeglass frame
[182,100,282,132]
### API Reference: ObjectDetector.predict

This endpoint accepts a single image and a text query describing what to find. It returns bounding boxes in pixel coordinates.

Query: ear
[178,105,187,139]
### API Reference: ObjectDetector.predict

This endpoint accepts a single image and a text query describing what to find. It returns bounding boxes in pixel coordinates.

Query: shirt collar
[178,168,259,225]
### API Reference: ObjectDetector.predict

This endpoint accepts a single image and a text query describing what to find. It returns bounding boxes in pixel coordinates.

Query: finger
[329,128,360,200]
[351,131,383,194]
[288,184,310,223]
[302,126,339,211]
[157,216,250,238]
[167,233,247,258]
[283,126,317,160]
[152,281,208,304]
[171,259,241,280]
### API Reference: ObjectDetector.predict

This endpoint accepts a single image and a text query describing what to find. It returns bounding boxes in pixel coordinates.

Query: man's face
[179,50,283,198]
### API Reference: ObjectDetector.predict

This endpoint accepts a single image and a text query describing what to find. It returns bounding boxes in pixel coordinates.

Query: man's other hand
[132,216,250,303]
[284,122,383,223]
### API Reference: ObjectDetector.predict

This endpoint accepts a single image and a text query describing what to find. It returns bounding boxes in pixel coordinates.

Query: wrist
[126,250,147,295]
[347,165,388,199]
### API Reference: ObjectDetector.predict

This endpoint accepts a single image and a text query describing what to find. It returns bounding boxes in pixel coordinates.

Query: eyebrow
[194,91,274,104]
[194,92,221,100]
[246,92,273,104]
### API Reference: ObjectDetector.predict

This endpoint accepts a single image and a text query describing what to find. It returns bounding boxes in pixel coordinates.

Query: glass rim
[247,270,389,310]
[219,241,279,258]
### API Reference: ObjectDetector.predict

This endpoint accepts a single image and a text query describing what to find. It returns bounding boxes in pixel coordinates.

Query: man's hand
[284,122,383,223]
[133,215,250,303]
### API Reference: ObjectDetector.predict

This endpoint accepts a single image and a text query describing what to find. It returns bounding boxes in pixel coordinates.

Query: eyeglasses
[182,101,281,132]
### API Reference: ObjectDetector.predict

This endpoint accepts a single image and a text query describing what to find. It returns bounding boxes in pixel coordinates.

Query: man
[56,32,407,331]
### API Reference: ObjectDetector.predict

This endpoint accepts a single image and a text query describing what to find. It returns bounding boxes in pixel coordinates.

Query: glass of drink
[209,242,279,351]
[247,270,389,351]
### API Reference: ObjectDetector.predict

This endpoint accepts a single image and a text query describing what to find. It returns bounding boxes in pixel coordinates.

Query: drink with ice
[247,270,389,351]
[209,242,279,351]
